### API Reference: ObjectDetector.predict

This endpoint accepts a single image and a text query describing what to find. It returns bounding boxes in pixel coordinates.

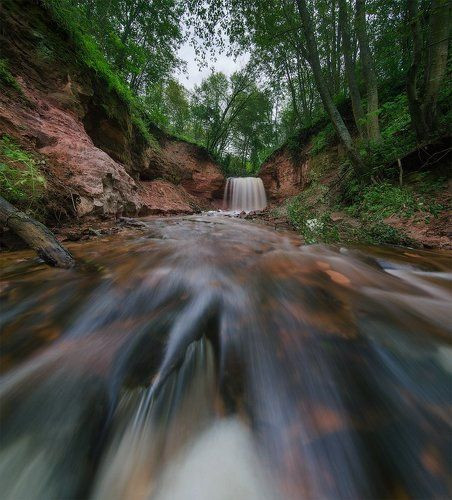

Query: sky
[174,40,250,90]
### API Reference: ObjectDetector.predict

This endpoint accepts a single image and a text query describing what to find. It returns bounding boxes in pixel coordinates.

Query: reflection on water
[0,215,451,499]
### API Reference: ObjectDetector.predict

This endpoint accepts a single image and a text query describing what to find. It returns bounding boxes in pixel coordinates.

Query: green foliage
[355,221,414,246]
[0,136,46,206]
[310,123,336,156]
[287,200,340,244]
[43,0,182,94]
[355,94,417,175]
[345,180,446,221]
[346,182,418,219]
[41,0,161,145]
[287,192,415,247]
[0,59,21,92]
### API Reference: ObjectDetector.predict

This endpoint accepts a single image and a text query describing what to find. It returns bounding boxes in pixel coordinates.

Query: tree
[406,0,451,140]
[0,196,74,268]
[164,80,191,136]
[355,0,381,141]
[53,0,184,95]
[338,0,366,137]
[294,0,364,170]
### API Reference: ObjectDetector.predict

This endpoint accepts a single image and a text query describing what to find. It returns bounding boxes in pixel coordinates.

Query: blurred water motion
[0,215,451,499]
[224,177,267,211]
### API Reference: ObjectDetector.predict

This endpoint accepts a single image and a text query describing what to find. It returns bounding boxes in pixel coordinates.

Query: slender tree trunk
[406,0,429,139]
[422,0,451,129]
[330,0,340,94]
[0,196,75,268]
[338,0,366,137]
[294,0,365,171]
[284,60,302,125]
[355,0,381,141]
[296,56,310,119]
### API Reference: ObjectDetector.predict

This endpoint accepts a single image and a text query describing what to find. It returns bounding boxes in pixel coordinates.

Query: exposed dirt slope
[259,134,451,249]
[259,146,311,201]
[0,0,224,221]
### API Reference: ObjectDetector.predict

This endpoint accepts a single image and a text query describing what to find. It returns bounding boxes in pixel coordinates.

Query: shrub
[355,222,414,246]
[346,182,420,219]
[0,136,46,206]
[310,123,336,156]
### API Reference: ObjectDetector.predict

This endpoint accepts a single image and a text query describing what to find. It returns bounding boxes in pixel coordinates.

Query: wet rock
[65,231,82,242]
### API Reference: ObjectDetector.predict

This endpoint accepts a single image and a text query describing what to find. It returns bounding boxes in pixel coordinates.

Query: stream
[0,215,451,499]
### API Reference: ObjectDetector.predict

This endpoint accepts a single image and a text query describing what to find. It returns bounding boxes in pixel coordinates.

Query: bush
[287,191,340,244]
[346,181,445,220]
[346,182,420,219]
[356,221,414,246]
[310,123,336,156]
[0,136,46,206]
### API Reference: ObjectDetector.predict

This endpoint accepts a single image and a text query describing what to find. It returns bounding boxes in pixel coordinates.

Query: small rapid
[0,215,451,499]
[223,177,267,212]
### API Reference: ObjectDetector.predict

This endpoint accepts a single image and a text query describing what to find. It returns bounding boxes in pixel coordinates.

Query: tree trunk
[294,0,365,172]
[422,0,451,130]
[338,0,366,138]
[355,0,381,141]
[0,196,75,268]
[406,0,429,140]
[284,60,302,125]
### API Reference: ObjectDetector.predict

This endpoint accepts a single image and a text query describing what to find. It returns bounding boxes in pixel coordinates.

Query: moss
[0,59,22,93]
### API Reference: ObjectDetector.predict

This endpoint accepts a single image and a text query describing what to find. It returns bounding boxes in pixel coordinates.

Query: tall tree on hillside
[406,0,451,140]
[164,80,191,136]
[70,0,183,93]
[355,0,381,141]
[338,0,366,137]
[294,0,364,170]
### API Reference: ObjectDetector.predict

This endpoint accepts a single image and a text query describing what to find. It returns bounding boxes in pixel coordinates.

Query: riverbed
[1,215,451,499]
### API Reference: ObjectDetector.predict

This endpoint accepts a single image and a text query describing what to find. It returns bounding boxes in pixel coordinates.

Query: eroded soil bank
[0,0,225,226]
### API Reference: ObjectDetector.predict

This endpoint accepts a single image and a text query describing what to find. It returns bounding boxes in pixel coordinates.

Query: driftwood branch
[0,196,75,268]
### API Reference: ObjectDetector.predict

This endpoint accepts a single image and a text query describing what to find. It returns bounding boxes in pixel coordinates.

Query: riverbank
[258,135,451,249]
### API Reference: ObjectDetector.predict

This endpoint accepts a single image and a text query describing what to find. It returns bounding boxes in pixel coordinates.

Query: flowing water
[223,177,267,211]
[0,215,451,499]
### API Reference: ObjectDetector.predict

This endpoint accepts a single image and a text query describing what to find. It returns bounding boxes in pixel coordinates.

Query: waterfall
[224,177,267,212]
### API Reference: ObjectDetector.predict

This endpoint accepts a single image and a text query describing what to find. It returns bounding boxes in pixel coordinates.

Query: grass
[283,89,450,247]
[0,135,46,216]
[287,192,416,246]
[286,169,446,247]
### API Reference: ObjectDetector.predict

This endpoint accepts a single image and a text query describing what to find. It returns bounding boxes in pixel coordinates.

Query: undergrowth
[0,135,46,218]
[284,91,449,247]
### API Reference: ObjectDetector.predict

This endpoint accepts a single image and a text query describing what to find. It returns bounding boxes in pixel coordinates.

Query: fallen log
[0,196,75,268]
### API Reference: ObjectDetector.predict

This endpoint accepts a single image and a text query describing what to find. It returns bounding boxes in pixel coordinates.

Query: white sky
[174,40,250,90]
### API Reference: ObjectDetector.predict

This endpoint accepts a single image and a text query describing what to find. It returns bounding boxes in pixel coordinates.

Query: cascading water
[0,215,451,499]
[224,177,267,212]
